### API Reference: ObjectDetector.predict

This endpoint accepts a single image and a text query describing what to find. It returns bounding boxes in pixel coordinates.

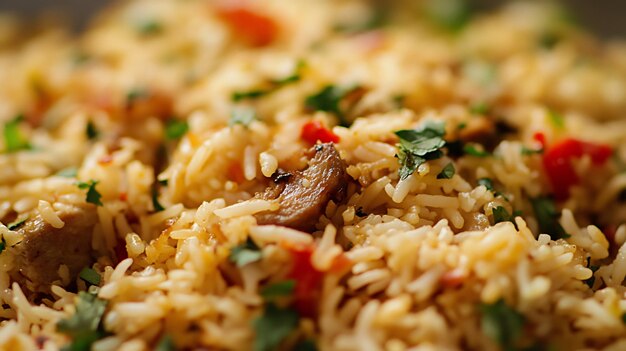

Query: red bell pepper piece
[216,5,278,47]
[300,120,340,144]
[542,138,612,200]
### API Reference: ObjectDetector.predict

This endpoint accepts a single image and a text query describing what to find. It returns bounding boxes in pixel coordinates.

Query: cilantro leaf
[478,178,494,191]
[3,115,31,153]
[86,121,98,140]
[530,196,570,240]
[305,85,358,127]
[521,146,544,156]
[79,267,101,286]
[492,207,522,228]
[426,0,473,32]
[253,303,299,351]
[152,188,165,212]
[229,238,262,267]
[394,121,446,180]
[164,119,188,140]
[57,292,108,351]
[77,180,103,206]
[260,280,296,299]
[7,215,28,230]
[480,299,525,350]
[437,163,456,179]
[232,62,304,102]
[126,88,149,105]
[584,258,599,289]
[229,106,257,127]
[463,144,489,157]
[155,334,176,351]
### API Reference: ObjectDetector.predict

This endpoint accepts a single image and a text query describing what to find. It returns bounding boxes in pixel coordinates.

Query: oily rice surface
[0,1,625,351]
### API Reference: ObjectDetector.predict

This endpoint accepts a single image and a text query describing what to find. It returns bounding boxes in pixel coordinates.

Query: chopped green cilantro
[158,179,169,186]
[480,299,525,350]
[478,178,494,191]
[394,121,446,180]
[253,303,299,351]
[152,188,165,212]
[426,0,473,32]
[79,267,101,286]
[77,180,103,206]
[3,115,31,153]
[463,144,489,157]
[164,119,189,140]
[0,240,5,254]
[57,292,108,351]
[86,121,98,140]
[232,62,304,102]
[584,258,599,289]
[155,334,176,351]
[521,146,544,156]
[135,20,163,36]
[530,196,570,240]
[305,85,359,127]
[293,339,318,351]
[437,163,456,179]
[539,32,561,50]
[457,122,467,130]
[57,167,78,178]
[492,206,521,228]
[548,110,565,129]
[260,280,296,299]
[126,88,149,104]
[7,215,28,230]
[469,102,489,115]
[229,238,262,267]
[229,106,257,127]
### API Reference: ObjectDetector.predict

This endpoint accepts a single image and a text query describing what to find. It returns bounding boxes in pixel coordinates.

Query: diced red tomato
[283,242,352,317]
[216,5,278,47]
[118,192,128,202]
[542,138,612,200]
[532,132,547,149]
[300,120,340,145]
[227,161,246,183]
[440,269,465,288]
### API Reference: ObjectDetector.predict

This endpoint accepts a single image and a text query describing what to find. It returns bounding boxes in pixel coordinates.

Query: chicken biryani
[0,0,626,350]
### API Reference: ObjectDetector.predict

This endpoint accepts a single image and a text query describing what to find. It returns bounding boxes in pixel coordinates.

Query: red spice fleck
[300,120,340,145]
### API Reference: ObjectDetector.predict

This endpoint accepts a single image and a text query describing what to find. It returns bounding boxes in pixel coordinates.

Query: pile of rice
[0,0,626,350]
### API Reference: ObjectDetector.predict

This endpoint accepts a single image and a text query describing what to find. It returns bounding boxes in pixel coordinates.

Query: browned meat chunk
[8,204,98,293]
[254,143,348,231]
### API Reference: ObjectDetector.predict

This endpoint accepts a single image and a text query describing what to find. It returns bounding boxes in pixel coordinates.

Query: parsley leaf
[394,121,446,180]
[530,196,570,240]
[3,115,31,153]
[155,334,176,351]
[86,121,98,140]
[253,303,299,351]
[478,178,494,191]
[463,144,489,157]
[480,299,525,350]
[548,110,565,129]
[437,163,455,179]
[232,62,304,102]
[584,258,599,289]
[57,292,108,351]
[126,88,149,104]
[152,188,165,212]
[260,280,296,299]
[77,180,103,206]
[7,214,28,230]
[469,102,489,115]
[492,207,522,228]
[79,267,101,286]
[426,0,473,32]
[229,238,262,267]
[164,119,189,140]
[521,146,544,156]
[305,85,358,127]
[135,20,163,36]
[229,106,257,127]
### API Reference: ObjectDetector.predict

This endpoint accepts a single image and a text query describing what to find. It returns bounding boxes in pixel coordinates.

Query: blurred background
[0,0,625,38]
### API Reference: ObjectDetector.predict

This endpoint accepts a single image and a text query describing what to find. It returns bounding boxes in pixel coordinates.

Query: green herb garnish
[530,196,570,240]
[57,292,108,351]
[437,163,456,179]
[305,85,359,127]
[478,178,494,191]
[3,115,31,153]
[463,144,489,157]
[0,240,5,254]
[229,238,262,267]
[260,280,296,299]
[492,207,521,228]
[155,334,176,351]
[229,106,257,127]
[86,121,98,140]
[469,102,489,115]
[426,0,473,32]
[232,62,304,102]
[77,180,103,206]
[126,89,149,104]
[152,188,165,212]
[548,110,565,129]
[480,299,525,350]
[394,121,446,180]
[7,215,28,230]
[253,303,299,351]
[521,146,544,156]
[57,167,78,178]
[79,267,101,286]
[584,258,599,289]
[136,20,163,36]
[164,119,189,140]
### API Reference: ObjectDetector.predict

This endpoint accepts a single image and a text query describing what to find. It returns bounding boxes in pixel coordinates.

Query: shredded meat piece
[254,143,348,231]
[9,203,98,293]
